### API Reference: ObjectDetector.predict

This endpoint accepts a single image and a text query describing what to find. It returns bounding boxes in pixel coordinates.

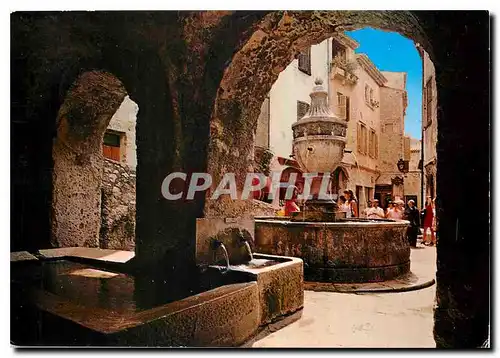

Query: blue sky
[346,28,422,139]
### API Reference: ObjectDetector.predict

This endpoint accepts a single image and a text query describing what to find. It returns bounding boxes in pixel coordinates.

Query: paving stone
[252,246,437,348]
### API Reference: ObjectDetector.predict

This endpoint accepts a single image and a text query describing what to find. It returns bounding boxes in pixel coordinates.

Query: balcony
[330,56,359,85]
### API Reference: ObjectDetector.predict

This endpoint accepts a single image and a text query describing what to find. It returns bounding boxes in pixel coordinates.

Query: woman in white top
[337,195,350,217]
[343,190,358,218]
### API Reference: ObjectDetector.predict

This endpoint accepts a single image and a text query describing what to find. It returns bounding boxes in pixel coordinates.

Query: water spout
[210,239,230,272]
[219,243,230,271]
[243,240,253,262]
[237,228,253,261]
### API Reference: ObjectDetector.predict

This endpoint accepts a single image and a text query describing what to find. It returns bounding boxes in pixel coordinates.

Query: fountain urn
[291,78,348,221]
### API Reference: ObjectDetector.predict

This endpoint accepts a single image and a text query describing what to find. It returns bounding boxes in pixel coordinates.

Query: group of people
[280,186,437,248]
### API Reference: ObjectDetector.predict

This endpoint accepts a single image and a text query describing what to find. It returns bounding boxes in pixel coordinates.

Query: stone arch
[205,11,432,218]
[332,166,349,196]
[51,70,128,248]
[204,11,489,349]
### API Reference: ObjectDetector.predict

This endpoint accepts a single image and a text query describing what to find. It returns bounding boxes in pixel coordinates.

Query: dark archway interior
[10,11,489,348]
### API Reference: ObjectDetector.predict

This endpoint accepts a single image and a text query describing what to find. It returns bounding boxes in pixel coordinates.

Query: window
[332,39,347,62]
[103,131,122,162]
[369,129,378,158]
[357,123,368,155]
[336,92,350,121]
[384,123,394,134]
[364,85,370,103]
[365,84,375,108]
[424,77,433,127]
[298,47,311,75]
[297,100,310,120]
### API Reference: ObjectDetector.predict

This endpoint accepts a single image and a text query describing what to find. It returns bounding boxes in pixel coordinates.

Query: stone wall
[11,11,490,347]
[51,71,127,248]
[255,97,270,149]
[404,140,422,207]
[378,86,405,177]
[100,158,136,251]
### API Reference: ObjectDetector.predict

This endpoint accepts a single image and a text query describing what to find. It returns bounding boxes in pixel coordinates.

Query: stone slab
[37,247,135,263]
[10,251,38,262]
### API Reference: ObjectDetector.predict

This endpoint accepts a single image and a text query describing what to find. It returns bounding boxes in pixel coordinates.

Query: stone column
[51,71,127,248]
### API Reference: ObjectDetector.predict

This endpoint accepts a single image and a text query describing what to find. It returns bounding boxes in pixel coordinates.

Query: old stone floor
[252,245,437,348]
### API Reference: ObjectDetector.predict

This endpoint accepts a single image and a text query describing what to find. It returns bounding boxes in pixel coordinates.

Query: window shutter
[357,123,362,153]
[363,126,367,155]
[375,132,379,158]
[403,137,411,161]
[336,94,347,120]
[298,47,311,75]
[297,101,310,120]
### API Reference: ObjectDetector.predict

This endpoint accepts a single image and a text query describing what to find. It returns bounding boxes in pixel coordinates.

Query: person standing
[366,199,385,219]
[284,186,301,216]
[343,190,358,218]
[385,202,394,218]
[422,196,436,246]
[337,195,350,217]
[404,199,420,247]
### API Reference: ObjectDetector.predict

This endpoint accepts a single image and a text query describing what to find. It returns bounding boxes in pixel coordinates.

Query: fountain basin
[11,249,303,346]
[210,253,304,325]
[254,217,410,283]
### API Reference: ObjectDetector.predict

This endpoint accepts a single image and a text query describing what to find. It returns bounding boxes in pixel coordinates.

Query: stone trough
[11,245,303,346]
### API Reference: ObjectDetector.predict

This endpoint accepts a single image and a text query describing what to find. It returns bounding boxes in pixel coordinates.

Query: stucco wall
[268,39,330,158]
[381,71,407,90]
[423,49,438,167]
[106,96,138,169]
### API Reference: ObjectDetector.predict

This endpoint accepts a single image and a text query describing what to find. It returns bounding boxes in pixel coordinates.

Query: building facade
[255,33,421,212]
[100,96,138,250]
[420,48,438,200]
[405,137,422,207]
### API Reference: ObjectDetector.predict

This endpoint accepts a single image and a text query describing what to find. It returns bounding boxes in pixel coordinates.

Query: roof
[333,32,360,50]
[356,54,388,87]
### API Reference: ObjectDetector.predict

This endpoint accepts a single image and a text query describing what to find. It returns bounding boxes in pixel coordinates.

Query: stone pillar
[51,71,127,248]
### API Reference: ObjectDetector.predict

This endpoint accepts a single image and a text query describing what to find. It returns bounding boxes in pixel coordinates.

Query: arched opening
[331,166,349,197]
[9,11,489,348]
[205,11,430,219]
[204,11,488,348]
[99,96,138,251]
[51,71,129,248]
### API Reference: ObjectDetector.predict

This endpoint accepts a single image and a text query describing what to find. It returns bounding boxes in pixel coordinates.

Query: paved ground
[252,245,437,348]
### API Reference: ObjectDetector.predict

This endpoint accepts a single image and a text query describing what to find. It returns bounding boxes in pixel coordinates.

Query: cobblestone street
[252,245,437,348]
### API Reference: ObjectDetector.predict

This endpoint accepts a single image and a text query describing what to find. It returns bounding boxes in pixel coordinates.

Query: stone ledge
[37,247,135,264]
[304,276,435,294]
[11,251,39,262]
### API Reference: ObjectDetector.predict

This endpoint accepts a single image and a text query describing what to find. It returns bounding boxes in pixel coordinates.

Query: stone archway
[51,70,127,248]
[203,11,489,349]
[204,11,430,219]
[10,11,490,348]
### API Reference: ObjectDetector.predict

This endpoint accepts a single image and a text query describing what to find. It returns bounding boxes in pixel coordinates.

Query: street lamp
[397,158,409,174]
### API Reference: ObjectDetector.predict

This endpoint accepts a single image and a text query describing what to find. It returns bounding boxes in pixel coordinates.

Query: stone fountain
[254,79,411,283]
[291,78,347,221]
